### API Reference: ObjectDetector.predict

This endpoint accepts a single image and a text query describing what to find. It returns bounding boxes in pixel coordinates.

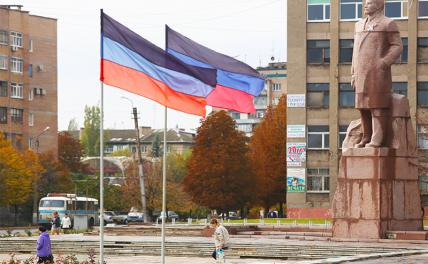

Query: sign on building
[287,94,305,108]
[287,125,306,138]
[287,143,306,164]
[287,168,306,192]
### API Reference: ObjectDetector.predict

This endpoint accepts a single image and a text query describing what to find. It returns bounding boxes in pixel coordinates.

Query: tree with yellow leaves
[0,134,42,225]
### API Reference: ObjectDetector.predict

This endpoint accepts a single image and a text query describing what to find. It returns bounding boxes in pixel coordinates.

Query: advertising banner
[287,125,305,138]
[287,94,305,108]
[287,143,306,163]
[287,168,306,192]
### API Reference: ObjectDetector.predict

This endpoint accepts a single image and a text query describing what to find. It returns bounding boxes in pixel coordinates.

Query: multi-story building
[230,62,287,137]
[287,0,428,217]
[0,5,58,154]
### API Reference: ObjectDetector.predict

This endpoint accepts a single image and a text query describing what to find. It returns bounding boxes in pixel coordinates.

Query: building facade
[0,5,58,154]
[230,62,287,137]
[287,0,428,215]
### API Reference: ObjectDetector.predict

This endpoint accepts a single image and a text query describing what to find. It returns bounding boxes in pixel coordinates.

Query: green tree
[183,111,256,214]
[67,118,79,131]
[81,105,101,156]
[249,95,287,215]
[110,148,132,157]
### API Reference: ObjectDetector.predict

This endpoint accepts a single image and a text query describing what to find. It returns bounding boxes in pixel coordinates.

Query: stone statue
[351,0,403,148]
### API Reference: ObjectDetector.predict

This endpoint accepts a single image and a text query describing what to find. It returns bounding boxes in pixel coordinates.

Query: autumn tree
[37,152,74,198]
[249,95,287,215]
[58,131,85,173]
[0,135,42,225]
[183,111,256,214]
[81,105,101,156]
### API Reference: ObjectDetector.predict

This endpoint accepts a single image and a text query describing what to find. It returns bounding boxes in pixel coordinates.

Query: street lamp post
[121,96,148,223]
[32,126,50,224]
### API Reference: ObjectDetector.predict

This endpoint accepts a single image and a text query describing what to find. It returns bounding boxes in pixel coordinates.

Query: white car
[128,211,144,222]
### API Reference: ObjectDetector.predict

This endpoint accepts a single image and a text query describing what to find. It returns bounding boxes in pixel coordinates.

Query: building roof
[141,129,194,143]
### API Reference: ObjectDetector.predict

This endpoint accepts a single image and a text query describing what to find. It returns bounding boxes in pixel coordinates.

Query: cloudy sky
[19,0,286,131]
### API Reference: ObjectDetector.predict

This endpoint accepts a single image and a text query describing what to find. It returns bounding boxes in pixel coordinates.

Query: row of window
[0,81,46,100]
[0,55,24,73]
[306,124,428,150]
[308,38,427,64]
[0,107,31,125]
[308,0,428,21]
[0,30,23,47]
[306,82,428,108]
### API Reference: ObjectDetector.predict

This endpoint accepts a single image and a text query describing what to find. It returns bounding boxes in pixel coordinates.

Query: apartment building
[230,62,287,137]
[0,5,57,154]
[287,0,428,216]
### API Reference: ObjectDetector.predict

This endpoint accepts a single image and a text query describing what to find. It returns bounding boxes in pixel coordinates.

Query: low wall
[287,208,332,219]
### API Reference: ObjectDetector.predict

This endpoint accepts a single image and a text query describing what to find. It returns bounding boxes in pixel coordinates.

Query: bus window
[39,200,65,208]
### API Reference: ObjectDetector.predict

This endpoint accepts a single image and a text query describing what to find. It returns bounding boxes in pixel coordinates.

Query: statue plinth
[332,147,423,239]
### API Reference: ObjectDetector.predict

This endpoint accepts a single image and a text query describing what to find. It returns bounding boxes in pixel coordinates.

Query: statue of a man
[352,0,403,148]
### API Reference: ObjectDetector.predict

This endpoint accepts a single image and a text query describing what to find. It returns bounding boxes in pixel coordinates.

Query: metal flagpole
[161,105,167,264]
[99,8,105,264]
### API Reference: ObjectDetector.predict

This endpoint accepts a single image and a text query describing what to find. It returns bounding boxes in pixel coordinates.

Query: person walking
[37,226,53,263]
[61,213,72,234]
[51,212,61,235]
[210,218,230,263]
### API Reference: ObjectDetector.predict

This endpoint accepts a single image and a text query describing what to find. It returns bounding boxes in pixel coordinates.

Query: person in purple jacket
[37,226,53,263]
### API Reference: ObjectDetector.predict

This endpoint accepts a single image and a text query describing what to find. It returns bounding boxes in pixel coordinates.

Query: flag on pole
[100,13,217,117]
[166,26,265,113]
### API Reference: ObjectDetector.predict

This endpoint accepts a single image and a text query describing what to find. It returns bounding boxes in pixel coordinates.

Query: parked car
[128,211,144,222]
[112,211,128,225]
[157,211,179,222]
[101,211,115,225]
[219,211,241,220]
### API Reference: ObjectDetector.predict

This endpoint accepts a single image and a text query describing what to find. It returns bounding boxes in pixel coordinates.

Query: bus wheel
[89,218,95,228]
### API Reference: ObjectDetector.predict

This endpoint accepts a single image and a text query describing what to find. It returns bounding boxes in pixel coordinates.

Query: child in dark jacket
[37,226,53,263]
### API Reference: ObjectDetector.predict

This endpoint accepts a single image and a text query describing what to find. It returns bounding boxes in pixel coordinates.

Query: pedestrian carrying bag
[216,249,225,263]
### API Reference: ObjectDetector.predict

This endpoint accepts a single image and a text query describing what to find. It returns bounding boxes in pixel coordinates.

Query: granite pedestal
[332,147,423,239]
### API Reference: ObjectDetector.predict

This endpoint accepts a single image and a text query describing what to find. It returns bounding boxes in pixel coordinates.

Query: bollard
[276,219,280,226]
[244,218,247,226]
[172,218,176,225]
[187,218,192,225]
[203,218,207,225]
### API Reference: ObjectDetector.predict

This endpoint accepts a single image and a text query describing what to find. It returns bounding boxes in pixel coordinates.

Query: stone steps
[0,239,422,260]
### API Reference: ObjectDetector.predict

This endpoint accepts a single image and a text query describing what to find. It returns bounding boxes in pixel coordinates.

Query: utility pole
[132,107,148,223]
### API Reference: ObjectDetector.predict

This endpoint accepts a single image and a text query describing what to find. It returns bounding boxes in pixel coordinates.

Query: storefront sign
[287,143,306,163]
[287,168,306,192]
[287,125,306,138]
[287,94,305,108]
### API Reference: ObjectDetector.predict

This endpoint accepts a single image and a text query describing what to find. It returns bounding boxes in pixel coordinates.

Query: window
[307,168,330,192]
[10,31,23,47]
[417,82,428,106]
[29,112,34,127]
[29,39,33,52]
[257,110,265,119]
[28,137,33,150]
[272,83,281,91]
[307,83,329,108]
[307,125,329,149]
[396,38,408,63]
[420,0,428,17]
[10,83,23,99]
[418,38,428,63]
[0,81,7,97]
[308,0,330,21]
[29,64,33,77]
[0,55,7,70]
[340,0,362,20]
[11,133,23,149]
[385,0,408,18]
[230,112,240,119]
[339,83,355,107]
[39,200,65,208]
[238,124,252,133]
[0,107,7,124]
[10,108,23,123]
[0,30,7,45]
[339,39,354,64]
[339,125,348,148]
[308,40,330,64]
[141,145,148,153]
[392,82,407,96]
[28,89,33,101]
[10,57,23,73]
[417,125,428,149]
